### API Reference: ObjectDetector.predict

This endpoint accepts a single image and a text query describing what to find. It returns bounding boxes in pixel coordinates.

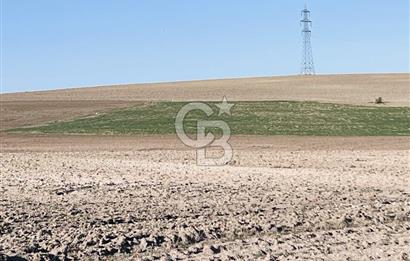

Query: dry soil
[1,74,409,260]
[0,134,409,260]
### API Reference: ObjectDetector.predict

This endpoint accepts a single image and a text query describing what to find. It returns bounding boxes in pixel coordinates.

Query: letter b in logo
[175,100,233,166]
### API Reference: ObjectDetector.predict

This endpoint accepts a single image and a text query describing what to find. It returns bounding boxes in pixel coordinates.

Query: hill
[1,73,409,130]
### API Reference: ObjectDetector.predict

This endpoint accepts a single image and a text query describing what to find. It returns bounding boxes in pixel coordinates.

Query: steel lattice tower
[300,3,315,75]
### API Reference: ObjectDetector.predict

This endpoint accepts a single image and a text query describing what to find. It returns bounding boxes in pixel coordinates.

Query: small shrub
[375,97,383,104]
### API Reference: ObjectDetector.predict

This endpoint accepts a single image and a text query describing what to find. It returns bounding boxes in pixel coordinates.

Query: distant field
[1,74,409,130]
[8,101,410,136]
[2,74,409,106]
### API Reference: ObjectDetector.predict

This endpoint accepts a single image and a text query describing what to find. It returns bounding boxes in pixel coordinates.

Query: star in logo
[216,96,234,116]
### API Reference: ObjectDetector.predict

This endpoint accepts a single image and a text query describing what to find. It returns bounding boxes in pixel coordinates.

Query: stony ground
[1,135,409,260]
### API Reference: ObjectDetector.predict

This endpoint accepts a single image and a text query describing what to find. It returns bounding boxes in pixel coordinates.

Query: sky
[1,0,409,93]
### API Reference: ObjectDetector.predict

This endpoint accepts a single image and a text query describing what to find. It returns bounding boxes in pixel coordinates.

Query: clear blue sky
[2,0,409,93]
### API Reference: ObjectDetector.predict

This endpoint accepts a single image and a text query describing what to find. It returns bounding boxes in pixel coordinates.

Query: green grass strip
[8,101,410,136]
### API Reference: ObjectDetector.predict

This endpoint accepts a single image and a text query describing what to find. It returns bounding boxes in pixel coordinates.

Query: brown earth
[1,134,409,260]
[0,100,140,130]
[1,73,409,130]
[1,74,409,260]
[2,74,409,105]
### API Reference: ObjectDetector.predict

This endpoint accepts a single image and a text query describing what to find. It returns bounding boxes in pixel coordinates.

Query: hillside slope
[2,74,409,105]
[1,74,409,130]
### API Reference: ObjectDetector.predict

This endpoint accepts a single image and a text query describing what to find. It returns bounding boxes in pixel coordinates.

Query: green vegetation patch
[8,101,410,136]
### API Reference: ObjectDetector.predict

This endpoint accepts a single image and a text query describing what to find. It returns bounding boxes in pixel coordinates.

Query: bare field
[2,74,409,106]
[1,74,409,260]
[0,100,140,130]
[1,135,409,260]
[2,134,410,152]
